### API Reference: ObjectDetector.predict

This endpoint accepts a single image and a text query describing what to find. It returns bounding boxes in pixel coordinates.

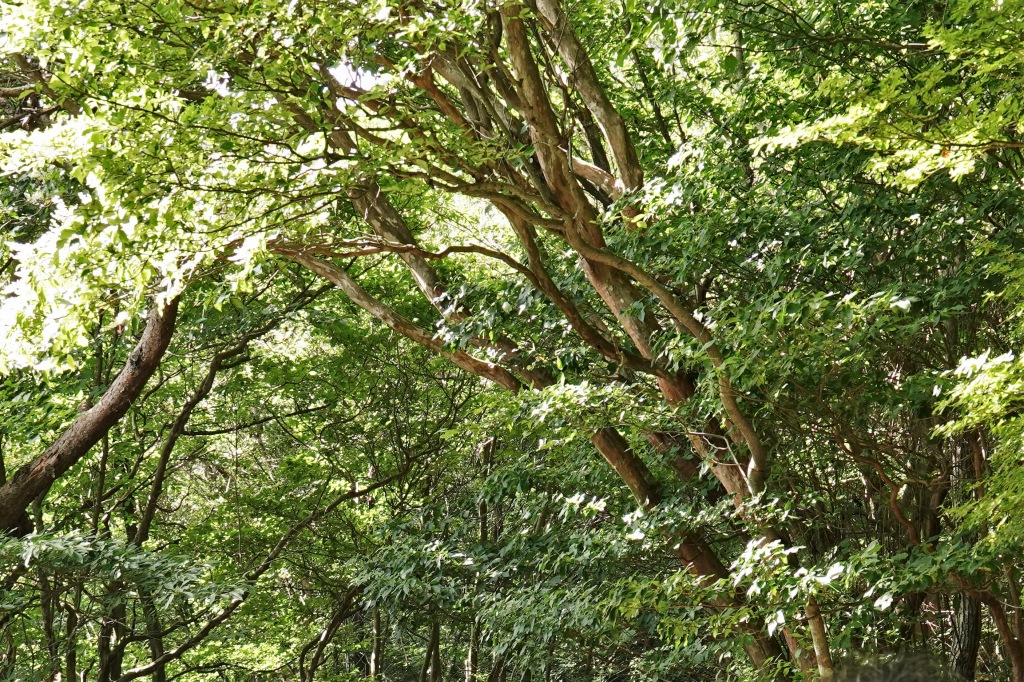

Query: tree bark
[806,595,834,680]
[97,588,127,682]
[284,253,523,392]
[951,594,982,681]
[420,620,441,682]
[290,251,787,670]
[466,621,480,682]
[972,589,1024,682]
[0,299,179,534]
[371,607,383,679]
[141,593,167,682]
[530,0,644,190]
[488,656,506,682]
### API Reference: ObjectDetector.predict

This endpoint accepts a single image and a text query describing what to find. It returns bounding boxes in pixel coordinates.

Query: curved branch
[559,233,771,493]
[0,298,180,534]
[281,251,524,392]
[840,438,920,546]
[530,0,644,190]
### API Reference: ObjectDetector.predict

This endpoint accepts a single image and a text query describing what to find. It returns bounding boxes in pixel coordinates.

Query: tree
[3,0,1024,679]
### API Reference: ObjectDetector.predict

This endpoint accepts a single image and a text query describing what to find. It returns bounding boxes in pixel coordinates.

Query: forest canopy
[2,0,1024,680]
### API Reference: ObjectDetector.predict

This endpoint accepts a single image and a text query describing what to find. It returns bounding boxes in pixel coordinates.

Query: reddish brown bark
[531,0,644,191]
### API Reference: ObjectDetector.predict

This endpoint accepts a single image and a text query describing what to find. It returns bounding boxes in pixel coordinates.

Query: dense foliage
[2,0,1024,679]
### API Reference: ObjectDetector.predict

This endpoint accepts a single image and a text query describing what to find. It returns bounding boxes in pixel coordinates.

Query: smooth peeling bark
[590,429,785,668]
[530,0,644,191]
[415,20,783,663]
[499,208,668,380]
[590,427,661,507]
[338,19,705,428]
[290,250,739,585]
[346,180,448,305]
[0,298,180,534]
[490,206,753,503]
[500,9,582,217]
[499,10,722,437]
[298,120,554,390]
[560,233,772,495]
[397,29,758,507]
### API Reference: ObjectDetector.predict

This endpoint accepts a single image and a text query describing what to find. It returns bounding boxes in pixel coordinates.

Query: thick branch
[531,0,644,191]
[0,299,179,534]
[12,54,81,115]
[559,233,771,494]
[283,252,524,391]
[0,85,34,98]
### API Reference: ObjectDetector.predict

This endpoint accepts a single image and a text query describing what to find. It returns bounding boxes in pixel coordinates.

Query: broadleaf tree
[2,0,1024,679]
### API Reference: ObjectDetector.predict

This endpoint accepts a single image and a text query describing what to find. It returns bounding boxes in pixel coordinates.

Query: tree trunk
[371,607,383,679]
[0,299,179,534]
[951,593,981,680]
[421,620,441,682]
[488,656,506,682]
[976,591,1024,682]
[38,565,59,676]
[466,621,479,682]
[97,588,126,682]
[295,249,787,671]
[142,592,167,682]
[431,623,443,682]
[64,591,80,682]
[806,595,834,680]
